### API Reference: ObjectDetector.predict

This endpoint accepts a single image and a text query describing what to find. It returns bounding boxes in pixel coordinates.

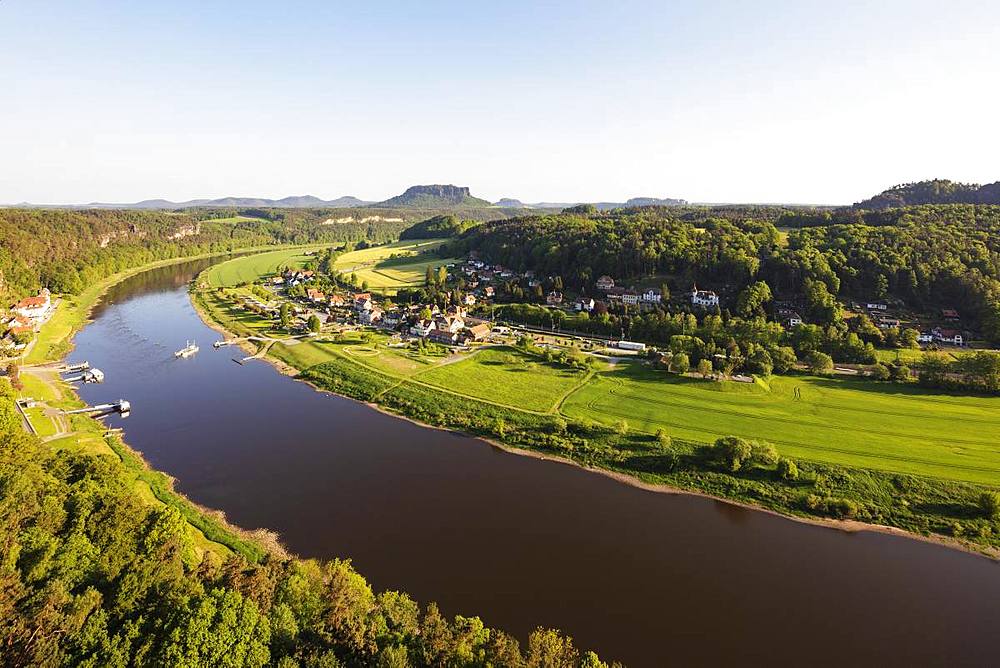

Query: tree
[869,363,890,381]
[437,266,448,286]
[425,266,435,287]
[735,280,772,318]
[750,440,779,466]
[776,457,799,480]
[671,352,690,374]
[804,350,833,374]
[713,436,753,472]
[307,315,321,333]
[697,358,713,378]
[900,327,920,349]
[655,428,672,447]
[5,362,21,391]
[889,364,910,383]
[279,303,292,330]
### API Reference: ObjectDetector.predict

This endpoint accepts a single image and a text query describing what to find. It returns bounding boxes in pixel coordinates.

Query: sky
[2,0,999,205]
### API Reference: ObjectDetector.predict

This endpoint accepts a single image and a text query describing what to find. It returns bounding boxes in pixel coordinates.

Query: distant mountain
[854,179,1000,209]
[375,184,492,208]
[624,196,687,207]
[492,197,687,211]
[20,195,375,209]
[494,198,528,208]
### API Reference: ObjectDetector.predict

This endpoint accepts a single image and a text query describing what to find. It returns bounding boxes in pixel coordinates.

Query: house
[463,323,492,341]
[13,290,51,321]
[435,315,465,333]
[428,329,459,345]
[641,289,662,304]
[359,307,384,326]
[917,332,934,343]
[866,302,888,311]
[410,319,436,337]
[690,285,719,308]
[306,288,326,303]
[463,293,477,306]
[445,305,468,319]
[382,310,403,328]
[877,317,901,330]
[941,308,960,321]
[546,291,564,305]
[575,298,595,312]
[596,275,615,291]
[621,291,640,306]
[932,327,964,345]
[528,279,543,288]
[483,286,495,298]
[270,276,285,286]
[328,294,346,307]
[355,297,373,312]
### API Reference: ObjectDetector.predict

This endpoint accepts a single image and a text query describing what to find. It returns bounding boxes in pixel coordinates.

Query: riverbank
[191,284,1000,559]
[15,247,334,563]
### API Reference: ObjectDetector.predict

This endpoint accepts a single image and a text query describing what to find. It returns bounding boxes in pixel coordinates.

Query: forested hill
[0,208,411,304]
[399,214,480,239]
[453,204,1000,342]
[854,179,1000,209]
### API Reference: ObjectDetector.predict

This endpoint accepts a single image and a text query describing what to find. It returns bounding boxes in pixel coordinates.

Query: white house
[575,298,595,312]
[595,275,615,291]
[641,289,662,304]
[410,319,436,337]
[13,289,51,322]
[932,327,963,345]
[866,302,888,311]
[359,307,383,326]
[463,294,477,306]
[917,332,934,344]
[690,286,719,308]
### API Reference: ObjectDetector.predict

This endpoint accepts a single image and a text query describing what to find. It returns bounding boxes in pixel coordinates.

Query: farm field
[416,347,591,413]
[202,245,335,287]
[333,239,458,293]
[561,363,1000,485]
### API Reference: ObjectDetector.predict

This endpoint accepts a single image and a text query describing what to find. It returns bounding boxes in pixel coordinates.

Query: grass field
[202,245,335,287]
[416,347,590,412]
[561,364,1000,484]
[333,239,457,294]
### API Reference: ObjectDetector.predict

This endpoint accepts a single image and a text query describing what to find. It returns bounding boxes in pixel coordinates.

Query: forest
[452,204,1000,344]
[0,208,412,306]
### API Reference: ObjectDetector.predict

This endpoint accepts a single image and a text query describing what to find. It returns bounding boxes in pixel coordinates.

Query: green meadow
[561,364,1000,485]
[333,238,457,293]
[201,245,335,287]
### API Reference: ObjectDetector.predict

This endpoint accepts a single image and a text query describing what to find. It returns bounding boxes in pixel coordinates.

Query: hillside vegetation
[855,179,1000,209]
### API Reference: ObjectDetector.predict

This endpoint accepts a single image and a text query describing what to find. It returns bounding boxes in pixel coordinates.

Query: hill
[399,214,479,239]
[374,184,492,208]
[855,179,1000,209]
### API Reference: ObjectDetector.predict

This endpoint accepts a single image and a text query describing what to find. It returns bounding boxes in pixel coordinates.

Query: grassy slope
[202,244,335,287]
[562,365,1000,485]
[332,238,456,293]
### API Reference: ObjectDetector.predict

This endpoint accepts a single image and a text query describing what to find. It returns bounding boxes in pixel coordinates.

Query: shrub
[978,491,1000,518]
[776,457,799,481]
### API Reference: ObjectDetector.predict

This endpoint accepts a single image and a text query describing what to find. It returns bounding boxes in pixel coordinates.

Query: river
[70,258,999,667]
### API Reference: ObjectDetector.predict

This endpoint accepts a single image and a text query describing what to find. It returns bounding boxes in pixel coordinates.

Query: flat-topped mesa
[376,184,492,208]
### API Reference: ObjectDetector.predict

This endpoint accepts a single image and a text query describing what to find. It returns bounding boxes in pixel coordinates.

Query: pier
[63,368,105,384]
[63,399,131,416]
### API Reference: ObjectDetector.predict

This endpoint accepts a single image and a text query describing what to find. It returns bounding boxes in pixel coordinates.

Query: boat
[174,340,199,358]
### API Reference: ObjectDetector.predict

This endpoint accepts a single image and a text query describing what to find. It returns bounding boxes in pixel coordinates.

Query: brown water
[72,259,1000,667]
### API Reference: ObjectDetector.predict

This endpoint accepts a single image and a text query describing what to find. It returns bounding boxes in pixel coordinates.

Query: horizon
[3,1,1000,204]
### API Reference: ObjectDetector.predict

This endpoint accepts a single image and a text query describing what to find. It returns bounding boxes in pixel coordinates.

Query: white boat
[174,340,199,358]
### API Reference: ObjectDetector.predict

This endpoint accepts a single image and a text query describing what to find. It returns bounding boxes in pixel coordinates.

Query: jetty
[63,368,105,384]
[175,341,199,358]
[63,399,131,416]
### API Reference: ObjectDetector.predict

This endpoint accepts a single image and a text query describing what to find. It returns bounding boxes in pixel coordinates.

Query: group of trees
[0,378,610,667]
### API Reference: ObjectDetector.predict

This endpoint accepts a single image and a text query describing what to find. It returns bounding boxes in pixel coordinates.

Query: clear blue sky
[2,0,999,204]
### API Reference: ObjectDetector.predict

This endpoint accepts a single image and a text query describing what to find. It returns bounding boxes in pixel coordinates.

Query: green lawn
[561,363,1000,484]
[202,245,335,287]
[333,239,454,294]
[415,347,589,413]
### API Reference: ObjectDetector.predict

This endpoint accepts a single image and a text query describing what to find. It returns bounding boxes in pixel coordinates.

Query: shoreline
[188,282,1000,562]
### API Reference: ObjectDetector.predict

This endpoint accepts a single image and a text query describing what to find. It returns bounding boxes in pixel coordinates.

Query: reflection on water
[70,259,1000,667]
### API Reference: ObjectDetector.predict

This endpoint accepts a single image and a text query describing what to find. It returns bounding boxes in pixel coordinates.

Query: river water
[71,258,999,666]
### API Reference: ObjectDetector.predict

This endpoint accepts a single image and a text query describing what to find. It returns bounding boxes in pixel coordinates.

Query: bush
[655,428,672,448]
[776,457,799,481]
[713,436,752,472]
[978,491,1000,518]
